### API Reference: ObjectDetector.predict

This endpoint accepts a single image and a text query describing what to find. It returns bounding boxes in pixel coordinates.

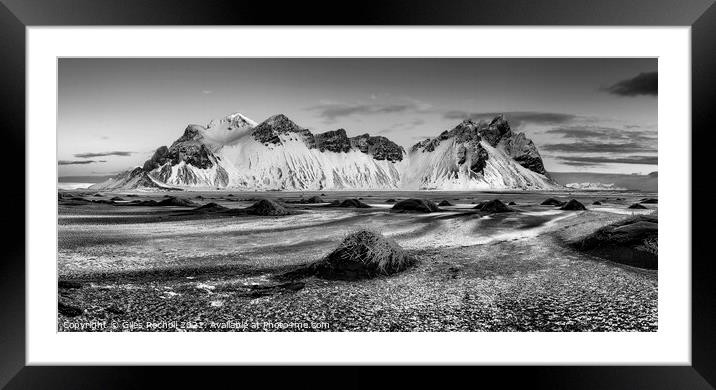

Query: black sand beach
[57,190,657,332]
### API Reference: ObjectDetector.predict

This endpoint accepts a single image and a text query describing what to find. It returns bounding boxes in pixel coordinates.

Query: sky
[58,58,657,177]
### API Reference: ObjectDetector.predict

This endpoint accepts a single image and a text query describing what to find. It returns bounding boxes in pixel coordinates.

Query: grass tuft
[312,229,414,280]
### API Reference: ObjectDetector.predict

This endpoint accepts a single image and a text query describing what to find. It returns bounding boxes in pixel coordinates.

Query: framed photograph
[3,0,715,387]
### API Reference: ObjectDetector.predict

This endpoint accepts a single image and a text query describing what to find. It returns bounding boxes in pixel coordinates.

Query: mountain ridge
[89,111,560,191]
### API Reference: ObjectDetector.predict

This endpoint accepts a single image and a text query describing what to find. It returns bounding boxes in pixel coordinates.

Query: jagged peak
[262,113,297,126]
[317,128,348,137]
[226,111,256,123]
[487,114,511,135]
[251,113,314,145]
[175,124,205,144]
[207,112,257,129]
[411,119,483,153]
[489,113,505,125]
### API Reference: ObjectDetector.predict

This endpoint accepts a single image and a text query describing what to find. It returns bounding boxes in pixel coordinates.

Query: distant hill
[550,172,657,192]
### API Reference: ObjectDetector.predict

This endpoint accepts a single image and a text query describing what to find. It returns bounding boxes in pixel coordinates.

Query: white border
[27,27,690,365]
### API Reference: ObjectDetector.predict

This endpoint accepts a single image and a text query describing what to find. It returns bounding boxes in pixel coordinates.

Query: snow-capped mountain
[90,112,560,191]
[401,116,556,190]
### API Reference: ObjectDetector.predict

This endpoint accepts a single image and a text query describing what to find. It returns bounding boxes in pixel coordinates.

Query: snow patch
[565,182,627,191]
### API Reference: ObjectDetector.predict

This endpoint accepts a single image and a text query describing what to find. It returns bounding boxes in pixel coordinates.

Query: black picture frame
[2,0,714,388]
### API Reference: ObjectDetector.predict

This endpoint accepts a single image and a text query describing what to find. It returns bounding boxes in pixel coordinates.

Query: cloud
[309,103,413,121]
[557,155,657,166]
[542,141,655,154]
[307,97,431,122]
[73,151,134,158]
[603,72,657,97]
[545,125,656,142]
[201,90,213,95]
[58,160,107,165]
[544,125,657,167]
[443,111,577,128]
[381,119,426,133]
[560,160,602,167]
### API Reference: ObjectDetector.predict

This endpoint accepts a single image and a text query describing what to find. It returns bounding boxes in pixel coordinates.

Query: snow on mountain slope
[201,112,257,148]
[89,167,180,191]
[141,133,401,190]
[217,133,401,190]
[90,112,561,191]
[479,142,559,189]
[401,138,558,190]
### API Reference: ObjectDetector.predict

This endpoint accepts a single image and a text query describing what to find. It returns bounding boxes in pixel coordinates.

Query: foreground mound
[311,230,414,280]
[560,199,587,210]
[385,198,397,203]
[475,199,512,213]
[123,196,196,207]
[246,199,290,216]
[541,198,565,206]
[303,196,325,204]
[437,200,454,206]
[328,199,371,208]
[288,195,325,204]
[193,202,229,212]
[392,199,440,213]
[58,196,95,206]
[572,215,658,269]
[592,201,602,205]
[628,203,647,209]
[156,196,197,207]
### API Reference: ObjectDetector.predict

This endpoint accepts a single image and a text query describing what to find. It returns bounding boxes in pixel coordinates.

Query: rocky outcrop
[475,115,547,175]
[142,125,217,171]
[456,141,489,174]
[251,114,315,146]
[501,133,547,175]
[411,120,490,174]
[412,120,483,152]
[349,134,405,162]
[478,115,511,147]
[143,146,170,171]
[313,129,352,153]
[250,115,404,162]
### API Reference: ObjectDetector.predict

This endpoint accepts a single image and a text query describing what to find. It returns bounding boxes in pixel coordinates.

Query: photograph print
[57,58,658,332]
